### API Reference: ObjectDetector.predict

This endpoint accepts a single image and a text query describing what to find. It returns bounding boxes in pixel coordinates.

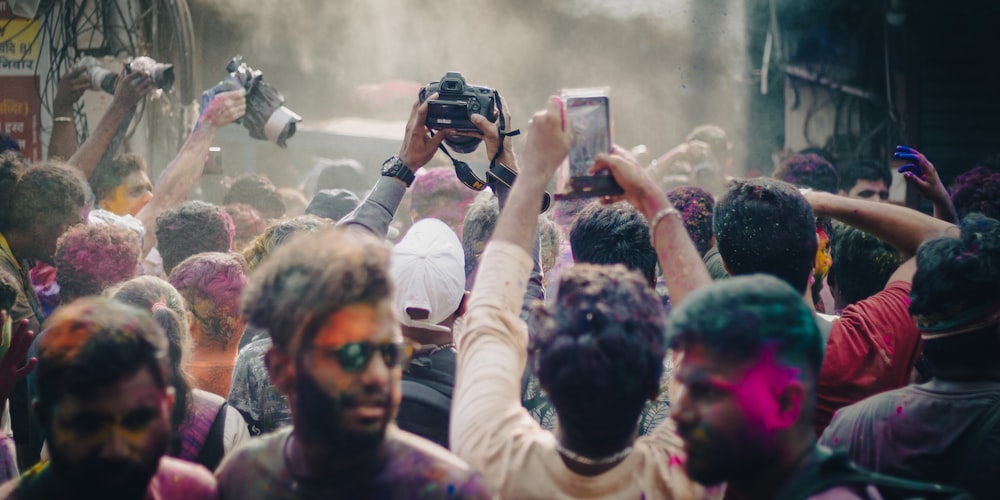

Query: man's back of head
[531,264,666,456]
[829,224,901,308]
[667,186,715,257]
[223,173,285,220]
[951,166,1000,220]
[410,167,477,238]
[391,218,465,339]
[55,222,142,303]
[168,251,248,351]
[774,153,840,194]
[910,214,1000,379]
[155,200,234,275]
[570,201,657,287]
[714,178,817,294]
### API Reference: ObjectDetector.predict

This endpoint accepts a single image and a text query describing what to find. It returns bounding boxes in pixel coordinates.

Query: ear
[773,380,806,431]
[837,189,848,197]
[98,199,112,211]
[265,346,296,397]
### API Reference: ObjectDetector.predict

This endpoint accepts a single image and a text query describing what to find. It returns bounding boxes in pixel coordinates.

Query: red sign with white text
[0,75,41,161]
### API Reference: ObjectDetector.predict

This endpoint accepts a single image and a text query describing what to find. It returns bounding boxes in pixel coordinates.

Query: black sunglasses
[312,341,413,372]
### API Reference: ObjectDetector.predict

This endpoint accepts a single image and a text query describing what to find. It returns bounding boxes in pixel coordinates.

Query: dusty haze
[192,0,750,169]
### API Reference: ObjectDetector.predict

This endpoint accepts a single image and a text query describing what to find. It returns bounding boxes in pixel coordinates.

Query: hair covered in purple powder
[55,222,141,303]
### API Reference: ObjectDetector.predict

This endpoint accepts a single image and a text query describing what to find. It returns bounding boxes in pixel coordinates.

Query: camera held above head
[76,56,174,95]
[202,55,302,148]
[419,71,497,154]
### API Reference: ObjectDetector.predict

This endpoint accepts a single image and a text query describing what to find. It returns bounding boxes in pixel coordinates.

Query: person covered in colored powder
[0,298,218,500]
[667,274,969,499]
[216,227,490,499]
[821,214,1000,498]
[450,97,711,498]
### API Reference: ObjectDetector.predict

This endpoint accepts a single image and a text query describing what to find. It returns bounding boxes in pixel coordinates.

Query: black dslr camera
[419,71,497,153]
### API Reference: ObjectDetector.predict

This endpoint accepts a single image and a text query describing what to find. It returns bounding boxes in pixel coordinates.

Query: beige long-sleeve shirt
[452,241,711,499]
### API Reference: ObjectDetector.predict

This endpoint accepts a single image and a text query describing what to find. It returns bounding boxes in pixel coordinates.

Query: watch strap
[382,156,415,187]
[487,162,552,213]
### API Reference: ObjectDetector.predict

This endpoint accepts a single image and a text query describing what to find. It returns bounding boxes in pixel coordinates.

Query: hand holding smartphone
[554,88,623,200]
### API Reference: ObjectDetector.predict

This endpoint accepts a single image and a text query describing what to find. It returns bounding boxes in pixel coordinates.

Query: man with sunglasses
[216,227,489,499]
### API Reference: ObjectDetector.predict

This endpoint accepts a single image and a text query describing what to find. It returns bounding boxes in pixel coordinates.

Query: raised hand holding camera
[202,56,301,147]
[398,93,454,172]
[420,71,498,154]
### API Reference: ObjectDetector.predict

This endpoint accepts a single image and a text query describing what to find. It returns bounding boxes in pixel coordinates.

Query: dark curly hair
[155,201,235,274]
[570,202,657,287]
[828,224,901,306]
[242,227,391,355]
[951,166,1000,220]
[668,274,823,381]
[910,214,1000,374]
[0,159,85,235]
[667,186,715,256]
[90,153,147,203]
[55,222,141,303]
[530,264,666,451]
[223,173,285,220]
[773,153,840,194]
[837,159,891,193]
[714,178,817,294]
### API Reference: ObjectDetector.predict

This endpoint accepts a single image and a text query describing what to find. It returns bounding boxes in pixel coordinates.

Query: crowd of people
[0,62,997,500]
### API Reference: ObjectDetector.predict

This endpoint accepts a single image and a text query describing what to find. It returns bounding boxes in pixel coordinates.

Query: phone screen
[566,95,611,177]
[554,90,621,199]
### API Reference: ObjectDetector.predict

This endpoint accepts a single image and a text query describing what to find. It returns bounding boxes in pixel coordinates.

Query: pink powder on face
[712,344,802,435]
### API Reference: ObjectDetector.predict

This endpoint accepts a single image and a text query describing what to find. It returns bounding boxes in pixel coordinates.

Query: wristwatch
[381,156,415,187]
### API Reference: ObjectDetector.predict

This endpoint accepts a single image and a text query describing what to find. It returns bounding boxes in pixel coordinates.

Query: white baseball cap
[390,218,465,333]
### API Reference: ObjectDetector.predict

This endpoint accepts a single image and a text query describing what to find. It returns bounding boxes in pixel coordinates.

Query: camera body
[202,55,301,148]
[419,72,496,153]
[127,56,174,91]
[76,56,174,95]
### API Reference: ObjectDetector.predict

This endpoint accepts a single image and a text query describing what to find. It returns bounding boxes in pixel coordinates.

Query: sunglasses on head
[312,341,414,372]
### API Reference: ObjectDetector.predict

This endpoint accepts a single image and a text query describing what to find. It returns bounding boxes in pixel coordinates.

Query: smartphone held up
[554,88,623,200]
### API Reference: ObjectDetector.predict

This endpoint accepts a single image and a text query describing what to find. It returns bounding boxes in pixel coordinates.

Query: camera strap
[435,90,521,192]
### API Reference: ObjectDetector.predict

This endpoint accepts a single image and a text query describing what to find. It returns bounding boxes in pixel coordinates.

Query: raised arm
[136,88,246,255]
[451,97,570,490]
[67,70,153,179]
[47,67,90,161]
[803,189,955,283]
[594,149,712,307]
[491,97,570,252]
[339,95,450,238]
[894,145,959,224]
